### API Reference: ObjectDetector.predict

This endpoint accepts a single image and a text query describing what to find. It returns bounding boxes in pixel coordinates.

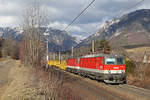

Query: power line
[126,0,144,11]
[93,0,144,34]
[64,0,96,31]
[63,0,144,39]
[116,0,144,18]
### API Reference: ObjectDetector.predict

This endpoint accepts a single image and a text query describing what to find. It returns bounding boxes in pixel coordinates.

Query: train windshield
[116,57,125,64]
[105,57,125,65]
[105,58,116,64]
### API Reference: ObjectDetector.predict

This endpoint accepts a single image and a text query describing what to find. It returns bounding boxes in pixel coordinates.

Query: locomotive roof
[80,54,124,58]
[67,54,124,59]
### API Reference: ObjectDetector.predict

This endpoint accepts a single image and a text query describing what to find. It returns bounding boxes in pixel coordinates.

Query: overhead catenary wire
[126,0,144,10]
[75,0,144,56]
[48,0,145,57]
[90,0,145,54]
[64,0,144,35]
[115,0,144,18]
[64,0,96,31]
[90,0,145,36]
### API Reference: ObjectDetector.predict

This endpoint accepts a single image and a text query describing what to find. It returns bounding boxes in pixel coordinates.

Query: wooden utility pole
[92,40,95,53]
[59,51,61,61]
[71,46,74,57]
[46,37,49,61]
[53,53,55,60]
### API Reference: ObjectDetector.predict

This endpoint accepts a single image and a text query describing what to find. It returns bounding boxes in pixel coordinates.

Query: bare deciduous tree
[20,3,48,67]
[1,35,20,59]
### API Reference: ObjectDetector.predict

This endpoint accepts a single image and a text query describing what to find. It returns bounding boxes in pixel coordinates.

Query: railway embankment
[127,74,150,90]
[59,69,150,100]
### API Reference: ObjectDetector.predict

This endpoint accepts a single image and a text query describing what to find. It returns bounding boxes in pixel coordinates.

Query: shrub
[125,60,136,75]
[145,66,150,78]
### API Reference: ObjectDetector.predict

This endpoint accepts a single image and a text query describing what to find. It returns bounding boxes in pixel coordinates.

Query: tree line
[0,36,20,60]
[72,39,111,57]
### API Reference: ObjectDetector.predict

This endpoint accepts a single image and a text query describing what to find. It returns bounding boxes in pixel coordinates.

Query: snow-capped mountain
[42,27,78,51]
[0,27,78,52]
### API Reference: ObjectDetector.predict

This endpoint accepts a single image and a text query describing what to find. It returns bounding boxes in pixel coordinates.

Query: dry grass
[34,67,64,100]
[127,63,150,90]
[59,86,82,100]
[1,61,40,100]
[126,47,150,53]
[1,62,64,100]
[1,59,84,100]
[35,67,83,100]
[127,74,150,90]
[0,58,10,62]
[125,47,150,89]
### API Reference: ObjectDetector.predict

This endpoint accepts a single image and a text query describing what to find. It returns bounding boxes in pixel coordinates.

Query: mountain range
[1,9,150,51]
[77,9,150,48]
[0,27,78,52]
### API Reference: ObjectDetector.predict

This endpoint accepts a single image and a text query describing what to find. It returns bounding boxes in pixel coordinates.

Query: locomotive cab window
[105,58,115,65]
[117,57,125,64]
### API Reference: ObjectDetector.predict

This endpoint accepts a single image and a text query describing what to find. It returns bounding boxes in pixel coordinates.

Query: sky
[0,0,149,40]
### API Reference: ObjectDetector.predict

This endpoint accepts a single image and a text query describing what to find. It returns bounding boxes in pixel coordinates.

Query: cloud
[0,16,16,27]
[48,21,84,32]
[72,34,87,40]
[0,0,149,39]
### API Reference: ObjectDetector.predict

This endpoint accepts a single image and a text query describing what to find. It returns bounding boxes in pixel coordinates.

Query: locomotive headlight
[108,70,111,74]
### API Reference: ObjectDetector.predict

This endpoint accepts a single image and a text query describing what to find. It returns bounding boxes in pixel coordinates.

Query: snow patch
[102,19,120,30]
[114,32,121,37]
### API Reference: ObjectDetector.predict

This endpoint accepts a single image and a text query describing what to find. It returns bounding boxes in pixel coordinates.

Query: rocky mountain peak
[77,9,150,48]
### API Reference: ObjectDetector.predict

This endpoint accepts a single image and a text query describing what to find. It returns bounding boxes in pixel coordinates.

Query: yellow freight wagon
[48,60,67,70]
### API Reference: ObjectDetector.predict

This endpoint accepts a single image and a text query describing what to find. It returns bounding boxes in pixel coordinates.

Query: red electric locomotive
[66,54,126,84]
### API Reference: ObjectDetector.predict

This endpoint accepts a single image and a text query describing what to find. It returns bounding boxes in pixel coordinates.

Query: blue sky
[0,0,149,39]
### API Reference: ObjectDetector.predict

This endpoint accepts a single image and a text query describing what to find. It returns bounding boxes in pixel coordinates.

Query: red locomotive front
[66,54,126,84]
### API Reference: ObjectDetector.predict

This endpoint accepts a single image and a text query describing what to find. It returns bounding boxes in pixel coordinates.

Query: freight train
[48,53,126,84]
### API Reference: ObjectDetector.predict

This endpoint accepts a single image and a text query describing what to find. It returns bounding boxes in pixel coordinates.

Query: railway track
[76,77,125,100]
[54,68,125,100]
[114,84,150,100]
[124,84,150,94]
[54,68,150,100]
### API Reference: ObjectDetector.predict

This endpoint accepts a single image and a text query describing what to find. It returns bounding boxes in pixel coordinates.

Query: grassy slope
[1,60,43,100]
